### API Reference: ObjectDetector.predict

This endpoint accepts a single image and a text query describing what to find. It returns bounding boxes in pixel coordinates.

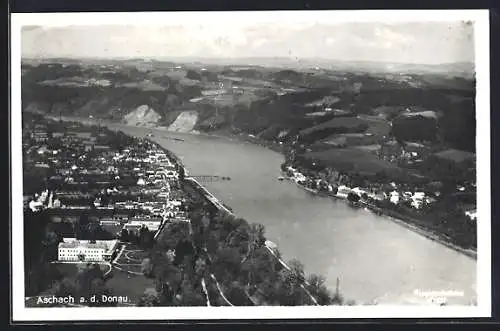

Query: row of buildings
[23,116,189,262]
[285,165,435,210]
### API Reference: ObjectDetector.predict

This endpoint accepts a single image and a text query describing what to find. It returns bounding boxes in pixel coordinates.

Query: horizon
[21,55,475,68]
[21,21,474,66]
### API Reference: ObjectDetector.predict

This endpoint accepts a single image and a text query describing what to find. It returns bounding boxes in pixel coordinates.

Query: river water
[94,121,476,305]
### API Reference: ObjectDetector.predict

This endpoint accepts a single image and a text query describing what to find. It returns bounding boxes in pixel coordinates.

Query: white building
[29,200,43,212]
[465,210,477,221]
[336,185,352,199]
[163,169,179,180]
[390,191,400,204]
[58,238,119,262]
[293,172,306,183]
[128,220,162,231]
[351,187,367,197]
[411,192,426,209]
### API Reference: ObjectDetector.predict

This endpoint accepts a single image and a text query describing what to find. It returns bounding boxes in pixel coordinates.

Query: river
[65,117,477,305]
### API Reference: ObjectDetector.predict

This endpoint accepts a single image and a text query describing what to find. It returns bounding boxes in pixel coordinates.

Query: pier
[187,175,231,183]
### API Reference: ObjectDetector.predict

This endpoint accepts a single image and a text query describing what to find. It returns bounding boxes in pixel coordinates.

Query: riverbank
[207,129,285,154]
[286,176,477,260]
[156,145,334,305]
[217,127,478,260]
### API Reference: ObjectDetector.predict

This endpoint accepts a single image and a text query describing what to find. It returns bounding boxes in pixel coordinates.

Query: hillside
[123,105,161,127]
[21,59,476,154]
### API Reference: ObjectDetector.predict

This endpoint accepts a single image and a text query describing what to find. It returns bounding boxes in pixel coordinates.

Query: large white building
[127,219,162,231]
[58,238,119,262]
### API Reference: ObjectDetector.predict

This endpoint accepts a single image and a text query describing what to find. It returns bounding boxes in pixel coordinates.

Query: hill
[21,59,476,153]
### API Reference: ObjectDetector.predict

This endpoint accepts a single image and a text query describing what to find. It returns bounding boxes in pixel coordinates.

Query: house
[128,219,162,231]
[411,192,426,209]
[58,238,120,262]
[336,185,352,199]
[390,191,400,204]
[113,213,129,222]
[465,209,477,221]
[123,223,143,236]
[37,145,49,155]
[29,200,44,212]
[351,187,367,197]
[369,191,387,201]
[34,162,50,168]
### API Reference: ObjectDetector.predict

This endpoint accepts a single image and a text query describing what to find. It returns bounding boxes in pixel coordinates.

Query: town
[23,112,345,307]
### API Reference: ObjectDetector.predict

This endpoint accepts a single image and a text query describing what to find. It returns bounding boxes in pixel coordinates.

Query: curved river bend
[107,124,476,305]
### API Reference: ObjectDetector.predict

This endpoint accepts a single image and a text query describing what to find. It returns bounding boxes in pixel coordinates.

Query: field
[120,80,166,91]
[191,92,265,107]
[299,115,391,140]
[301,147,400,176]
[351,144,382,152]
[371,105,405,119]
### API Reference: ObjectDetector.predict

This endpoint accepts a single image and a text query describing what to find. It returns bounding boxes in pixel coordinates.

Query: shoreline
[209,127,477,260]
[41,114,477,260]
[289,177,477,260]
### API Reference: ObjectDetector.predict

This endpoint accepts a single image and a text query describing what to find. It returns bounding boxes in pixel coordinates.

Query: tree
[212,247,242,284]
[347,192,361,203]
[138,288,160,307]
[89,278,116,307]
[139,226,153,249]
[141,258,154,278]
[241,247,277,287]
[120,229,129,242]
[49,277,76,297]
[178,280,206,306]
[186,69,202,81]
[194,258,208,282]
[226,281,251,306]
[306,274,334,305]
[274,259,307,305]
[241,223,266,263]
[154,256,183,305]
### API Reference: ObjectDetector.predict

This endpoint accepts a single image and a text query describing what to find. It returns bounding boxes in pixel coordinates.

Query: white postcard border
[11,10,491,321]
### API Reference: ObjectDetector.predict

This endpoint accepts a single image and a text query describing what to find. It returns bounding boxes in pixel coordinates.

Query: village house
[464,209,477,222]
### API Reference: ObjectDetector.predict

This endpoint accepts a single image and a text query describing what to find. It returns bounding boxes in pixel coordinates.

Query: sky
[21,21,475,64]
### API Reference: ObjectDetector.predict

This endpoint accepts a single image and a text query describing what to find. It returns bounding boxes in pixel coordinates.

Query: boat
[277,176,285,181]
[163,136,185,142]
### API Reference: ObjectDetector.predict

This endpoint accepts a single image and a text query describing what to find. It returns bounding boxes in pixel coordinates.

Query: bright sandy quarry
[123,105,161,127]
[168,111,199,133]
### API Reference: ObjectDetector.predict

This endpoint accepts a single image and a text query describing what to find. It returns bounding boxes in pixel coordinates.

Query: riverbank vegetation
[134,173,347,306]
[280,155,477,252]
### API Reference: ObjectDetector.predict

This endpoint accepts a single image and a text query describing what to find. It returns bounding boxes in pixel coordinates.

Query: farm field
[301,147,401,176]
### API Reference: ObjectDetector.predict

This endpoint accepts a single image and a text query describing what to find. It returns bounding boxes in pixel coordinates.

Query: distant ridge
[21,55,475,76]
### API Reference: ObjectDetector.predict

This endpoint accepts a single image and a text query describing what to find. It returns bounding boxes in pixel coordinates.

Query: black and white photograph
[11,10,491,321]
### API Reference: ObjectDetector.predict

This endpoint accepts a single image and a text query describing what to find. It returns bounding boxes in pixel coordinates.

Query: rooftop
[58,238,118,250]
